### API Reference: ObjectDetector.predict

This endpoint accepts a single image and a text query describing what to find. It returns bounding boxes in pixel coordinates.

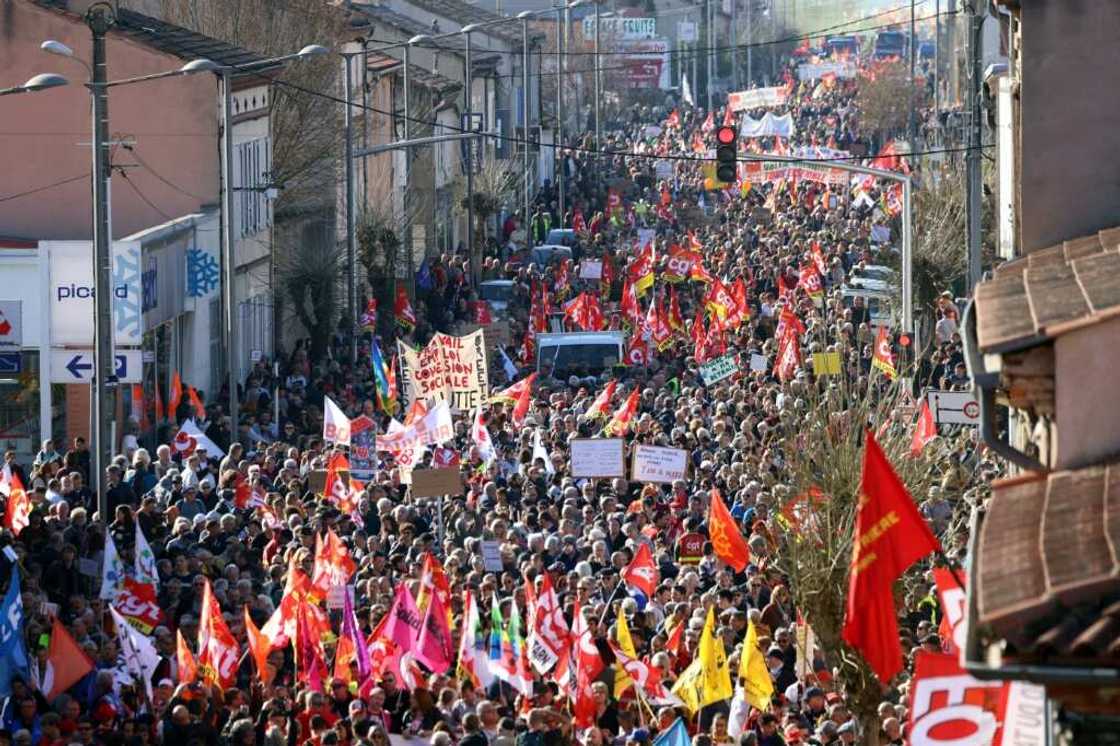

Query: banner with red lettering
[397,331,490,412]
[908,651,1047,746]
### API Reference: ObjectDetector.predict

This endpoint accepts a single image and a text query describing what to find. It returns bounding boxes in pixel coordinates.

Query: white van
[841,286,894,330]
[536,331,625,377]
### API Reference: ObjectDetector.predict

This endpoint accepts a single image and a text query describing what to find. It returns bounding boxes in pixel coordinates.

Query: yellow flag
[614,612,638,698]
[671,607,733,712]
[739,620,774,711]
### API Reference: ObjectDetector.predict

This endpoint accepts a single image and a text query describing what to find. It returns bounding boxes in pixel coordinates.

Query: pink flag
[384,583,423,650]
[416,578,455,673]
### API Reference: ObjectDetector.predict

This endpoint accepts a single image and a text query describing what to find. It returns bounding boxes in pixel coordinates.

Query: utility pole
[594,2,601,157]
[463,29,476,285]
[730,0,738,92]
[934,0,941,115]
[342,49,357,364]
[86,2,114,516]
[909,0,917,149]
[746,0,752,87]
[521,13,531,239]
[220,68,239,431]
[706,0,713,113]
[966,1,983,289]
[557,3,566,225]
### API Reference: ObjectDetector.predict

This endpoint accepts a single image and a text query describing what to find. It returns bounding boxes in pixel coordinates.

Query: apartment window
[236,137,271,237]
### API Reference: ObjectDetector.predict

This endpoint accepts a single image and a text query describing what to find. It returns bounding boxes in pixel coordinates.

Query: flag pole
[936,552,967,591]
[597,581,625,627]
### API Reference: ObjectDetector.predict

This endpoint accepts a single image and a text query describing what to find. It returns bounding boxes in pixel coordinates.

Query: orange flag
[44,617,94,701]
[177,629,198,684]
[871,327,897,380]
[910,399,937,457]
[187,385,206,421]
[168,371,183,419]
[197,579,239,690]
[602,388,640,437]
[244,606,274,685]
[708,488,750,572]
[154,384,165,423]
[842,430,942,683]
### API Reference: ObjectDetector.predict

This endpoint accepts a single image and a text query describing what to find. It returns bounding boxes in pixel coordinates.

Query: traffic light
[714,125,738,184]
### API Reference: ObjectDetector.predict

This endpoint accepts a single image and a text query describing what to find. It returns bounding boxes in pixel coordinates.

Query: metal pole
[220,69,239,429]
[966,2,983,289]
[746,0,752,86]
[706,0,713,113]
[934,0,941,115]
[909,0,917,148]
[730,0,738,92]
[558,4,566,225]
[464,30,476,285]
[902,176,914,346]
[343,52,357,364]
[87,3,114,516]
[522,16,531,243]
[594,2,601,156]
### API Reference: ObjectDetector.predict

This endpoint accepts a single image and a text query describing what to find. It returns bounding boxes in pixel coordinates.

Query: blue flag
[0,568,29,697]
[417,259,433,292]
[653,719,690,746]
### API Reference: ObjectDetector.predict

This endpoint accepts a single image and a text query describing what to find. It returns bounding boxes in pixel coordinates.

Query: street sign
[0,352,20,375]
[0,301,21,349]
[927,390,980,426]
[678,20,698,43]
[50,349,142,384]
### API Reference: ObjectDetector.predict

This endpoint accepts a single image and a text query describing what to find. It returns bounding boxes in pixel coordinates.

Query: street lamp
[213,44,329,430]
[42,4,218,518]
[461,23,480,284]
[517,11,533,241]
[0,73,69,96]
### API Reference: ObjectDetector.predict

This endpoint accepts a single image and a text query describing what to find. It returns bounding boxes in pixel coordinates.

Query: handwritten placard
[699,354,738,385]
[570,438,626,478]
[631,444,689,484]
[481,541,504,573]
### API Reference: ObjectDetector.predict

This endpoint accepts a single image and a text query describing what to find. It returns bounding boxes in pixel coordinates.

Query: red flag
[490,373,537,406]
[296,605,330,692]
[911,399,937,457]
[872,327,898,380]
[244,606,274,685]
[511,381,533,426]
[168,371,182,419]
[186,385,206,421]
[667,287,685,334]
[842,431,942,683]
[44,617,94,701]
[3,472,29,536]
[664,108,680,129]
[602,389,640,436]
[131,384,149,431]
[528,573,570,680]
[664,620,685,659]
[708,489,750,572]
[311,529,357,597]
[394,285,416,331]
[722,105,736,128]
[323,452,350,506]
[622,543,659,598]
[933,568,967,655]
[569,602,603,728]
[624,334,651,367]
[584,380,617,421]
[197,579,239,690]
[701,111,715,134]
[520,330,535,366]
[176,630,198,685]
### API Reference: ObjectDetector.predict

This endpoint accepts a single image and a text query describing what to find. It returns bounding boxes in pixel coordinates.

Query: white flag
[471,407,494,464]
[133,514,159,589]
[173,420,226,460]
[682,75,694,107]
[109,606,160,700]
[0,464,11,496]
[323,396,352,446]
[100,533,126,600]
[533,429,554,475]
[500,347,519,382]
[727,685,751,739]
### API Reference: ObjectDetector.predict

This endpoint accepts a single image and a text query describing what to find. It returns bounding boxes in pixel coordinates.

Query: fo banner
[398,331,489,412]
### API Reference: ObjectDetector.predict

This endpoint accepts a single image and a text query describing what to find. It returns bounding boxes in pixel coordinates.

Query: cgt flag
[708,489,751,572]
[841,430,941,683]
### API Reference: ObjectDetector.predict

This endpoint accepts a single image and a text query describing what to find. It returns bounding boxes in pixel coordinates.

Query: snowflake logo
[186,248,221,298]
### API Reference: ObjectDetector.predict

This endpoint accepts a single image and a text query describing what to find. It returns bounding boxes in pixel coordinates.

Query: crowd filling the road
[0,53,993,746]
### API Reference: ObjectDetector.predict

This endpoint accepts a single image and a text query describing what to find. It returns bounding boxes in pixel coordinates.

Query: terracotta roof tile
[975,227,1120,352]
[977,474,1051,630]
[1042,469,1116,606]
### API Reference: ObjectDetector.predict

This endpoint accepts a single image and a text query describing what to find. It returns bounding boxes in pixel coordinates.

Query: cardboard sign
[811,351,842,376]
[631,444,688,483]
[579,260,604,280]
[411,467,462,498]
[308,469,350,495]
[349,415,378,481]
[398,331,490,412]
[480,541,504,573]
[749,353,769,372]
[699,354,738,385]
[570,438,626,478]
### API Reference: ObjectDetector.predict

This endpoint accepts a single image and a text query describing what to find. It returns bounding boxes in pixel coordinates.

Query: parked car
[847,264,899,293]
[478,279,515,316]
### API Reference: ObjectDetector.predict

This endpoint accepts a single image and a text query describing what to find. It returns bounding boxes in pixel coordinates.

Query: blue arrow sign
[65,355,92,378]
[0,353,20,375]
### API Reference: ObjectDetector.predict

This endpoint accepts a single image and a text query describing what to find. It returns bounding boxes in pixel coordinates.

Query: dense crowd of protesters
[0,54,994,746]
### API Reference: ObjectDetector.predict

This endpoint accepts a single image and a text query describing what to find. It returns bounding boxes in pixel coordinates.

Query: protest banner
[797,61,857,81]
[580,260,604,280]
[699,354,738,385]
[739,112,795,138]
[375,401,455,453]
[411,467,462,498]
[727,86,789,111]
[631,444,688,483]
[398,331,490,412]
[570,438,626,478]
[349,415,377,481]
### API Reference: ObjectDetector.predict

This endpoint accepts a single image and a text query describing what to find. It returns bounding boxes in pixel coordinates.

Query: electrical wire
[123,144,212,202]
[118,169,175,222]
[0,173,88,204]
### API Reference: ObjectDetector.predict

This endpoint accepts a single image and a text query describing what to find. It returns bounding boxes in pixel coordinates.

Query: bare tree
[452,157,520,283]
[854,60,917,143]
[771,375,948,746]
